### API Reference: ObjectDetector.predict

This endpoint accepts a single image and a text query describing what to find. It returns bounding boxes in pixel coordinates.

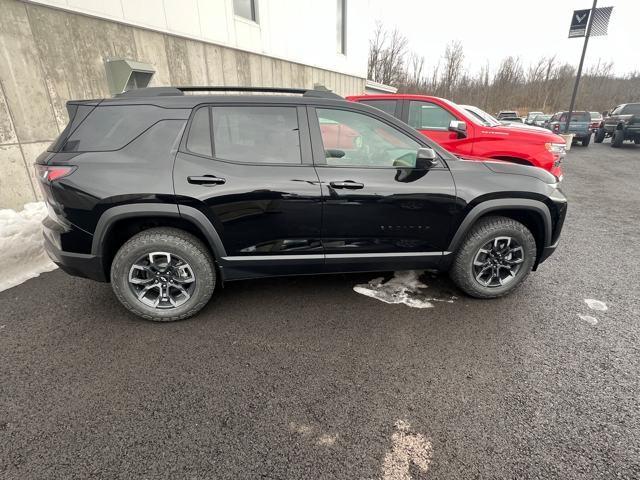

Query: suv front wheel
[449,216,537,298]
[111,227,216,322]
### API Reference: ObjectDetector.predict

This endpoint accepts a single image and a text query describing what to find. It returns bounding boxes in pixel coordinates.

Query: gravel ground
[1,141,639,479]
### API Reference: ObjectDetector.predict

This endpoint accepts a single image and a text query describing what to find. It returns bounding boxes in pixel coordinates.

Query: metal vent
[105,59,155,95]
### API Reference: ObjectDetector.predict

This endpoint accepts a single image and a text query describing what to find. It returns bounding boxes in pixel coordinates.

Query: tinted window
[212,106,301,164]
[408,101,456,130]
[316,108,421,168]
[622,104,640,114]
[49,103,95,152]
[560,112,589,122]
[358,100,398,117]
[62,105,168,152]
[187,107,212,156]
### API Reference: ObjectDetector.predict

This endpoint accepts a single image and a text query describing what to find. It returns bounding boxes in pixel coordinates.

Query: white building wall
[26,0,370,78]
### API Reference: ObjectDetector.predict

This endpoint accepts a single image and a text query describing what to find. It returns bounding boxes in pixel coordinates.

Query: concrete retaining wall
[0,0,366,209]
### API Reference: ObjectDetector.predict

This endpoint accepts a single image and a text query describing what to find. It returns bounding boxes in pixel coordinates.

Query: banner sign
[569,6,613,38]
[569,9,591,37]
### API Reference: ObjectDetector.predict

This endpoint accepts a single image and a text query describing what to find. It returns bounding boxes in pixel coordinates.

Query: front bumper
[43,232,107,282]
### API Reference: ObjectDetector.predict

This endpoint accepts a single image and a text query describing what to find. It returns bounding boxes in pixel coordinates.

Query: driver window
[316,108,421,168]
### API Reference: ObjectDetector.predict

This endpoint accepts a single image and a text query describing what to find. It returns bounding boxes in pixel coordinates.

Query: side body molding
[91,203,227,258]
[447,199,552,253]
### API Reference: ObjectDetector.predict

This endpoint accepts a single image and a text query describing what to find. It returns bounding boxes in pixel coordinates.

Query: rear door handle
[329,181,364,190]
[187,175,226,186]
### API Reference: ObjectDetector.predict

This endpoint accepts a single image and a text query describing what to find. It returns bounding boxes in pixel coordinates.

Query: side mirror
[416,147,438,169]
[448,120,467,138]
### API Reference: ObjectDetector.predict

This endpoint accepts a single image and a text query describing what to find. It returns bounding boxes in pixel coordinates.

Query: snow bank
[0,202,57,292]
[353,270,456,309]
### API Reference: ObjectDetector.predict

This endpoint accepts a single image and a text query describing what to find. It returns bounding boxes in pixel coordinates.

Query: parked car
[589,111,603,133]
[525,111,543,125]
[500,116,523,124]
[497,110,519,120]
[533,114,552,128]
[545,111,592,146]
[37,86,567,321]
[594,103,640,147]
[348,94,567,179]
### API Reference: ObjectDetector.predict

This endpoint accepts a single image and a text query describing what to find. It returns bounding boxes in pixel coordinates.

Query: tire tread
[110,227,215,322]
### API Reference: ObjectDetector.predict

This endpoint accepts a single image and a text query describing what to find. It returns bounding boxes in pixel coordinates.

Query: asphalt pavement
[1,141,639,479]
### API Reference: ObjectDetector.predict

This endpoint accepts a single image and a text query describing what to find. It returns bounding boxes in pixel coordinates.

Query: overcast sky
[369,0,637,77]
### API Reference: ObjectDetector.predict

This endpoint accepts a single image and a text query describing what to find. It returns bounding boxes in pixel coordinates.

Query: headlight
[545,142,566,154]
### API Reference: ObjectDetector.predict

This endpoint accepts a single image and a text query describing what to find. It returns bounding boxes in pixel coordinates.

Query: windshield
[534,115,551,122]
[460,105,501,127]
[590,112,602,119]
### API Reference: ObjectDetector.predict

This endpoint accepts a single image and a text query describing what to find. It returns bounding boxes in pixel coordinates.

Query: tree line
[368,23,640,115]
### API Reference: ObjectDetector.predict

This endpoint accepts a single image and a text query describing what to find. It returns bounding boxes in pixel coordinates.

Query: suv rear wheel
[594,128,606,143]
[449,216,537,299]
[111,227,216,322]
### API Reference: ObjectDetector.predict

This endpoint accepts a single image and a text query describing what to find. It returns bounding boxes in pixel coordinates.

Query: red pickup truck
[347,94,567,179]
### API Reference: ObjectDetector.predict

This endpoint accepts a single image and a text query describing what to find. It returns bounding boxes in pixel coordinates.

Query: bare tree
[367,22,408,86]
[440,41,465,98]
[367,22,639,115]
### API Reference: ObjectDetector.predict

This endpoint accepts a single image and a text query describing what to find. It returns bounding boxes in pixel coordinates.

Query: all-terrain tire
[581,135,591,147]
[634,137,640,145]
[111,227,216,322]
[449,216,537,299]
[594,128,606,143]
[611,129,624,148]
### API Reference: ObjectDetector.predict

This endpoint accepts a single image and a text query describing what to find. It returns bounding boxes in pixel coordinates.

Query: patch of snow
[382,419,432,480]
[353,270,456,309]
[0,202,57,292]
[584,299,608,311]
[578,314,598,325]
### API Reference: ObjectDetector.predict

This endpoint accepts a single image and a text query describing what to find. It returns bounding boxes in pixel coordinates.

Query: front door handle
[187,175,226,186]
[329,180,364,190]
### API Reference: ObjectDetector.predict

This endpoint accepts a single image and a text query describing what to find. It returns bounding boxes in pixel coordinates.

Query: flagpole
[564,0,598,134]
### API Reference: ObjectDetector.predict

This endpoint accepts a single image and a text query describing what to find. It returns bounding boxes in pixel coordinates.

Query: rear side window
[358,100,398,117]
[62,105,169,152]
[186,107,212,157]
[212,106,301,164]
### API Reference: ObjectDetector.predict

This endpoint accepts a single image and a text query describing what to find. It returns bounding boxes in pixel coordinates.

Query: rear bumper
[43,232,107,282]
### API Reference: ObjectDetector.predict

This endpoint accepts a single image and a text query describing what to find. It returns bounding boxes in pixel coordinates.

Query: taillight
[35,165,76,183]
[553,124,560,133]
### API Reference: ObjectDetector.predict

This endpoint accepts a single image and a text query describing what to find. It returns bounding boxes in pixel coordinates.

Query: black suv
[594,103,640,147]
[37,86,567,322]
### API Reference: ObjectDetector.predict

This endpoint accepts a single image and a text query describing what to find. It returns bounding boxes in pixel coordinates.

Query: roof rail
[114,85,343,100]
[177,85,343,100]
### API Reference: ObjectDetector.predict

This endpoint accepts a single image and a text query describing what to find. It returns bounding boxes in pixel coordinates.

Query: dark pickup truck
[594,103,640,147]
